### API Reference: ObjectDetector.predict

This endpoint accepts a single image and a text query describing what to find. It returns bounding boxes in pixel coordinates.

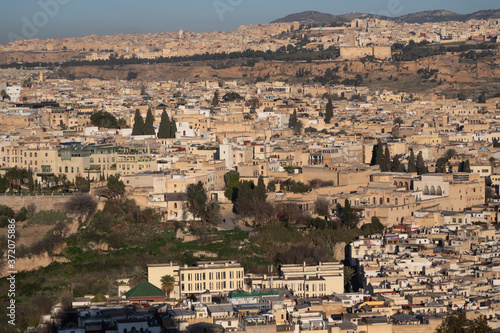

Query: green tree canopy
[325,97,333,124]
[408,150,417,173]
[212,90,219,107]
[90,111,119,129]
[144,109,155,135]
[391,155,405,172]
[132,109,145,136]
[222,92,244,102]
[107,174,125,192]
[170,118,177,138]
[157,109,171,139]
[256,176,267,203]
[382,145,392,172]
[436,312,489,333]
[224,170,240,202]
[186,181,208,220]
[416,151,428,175]
[338,199,359,228]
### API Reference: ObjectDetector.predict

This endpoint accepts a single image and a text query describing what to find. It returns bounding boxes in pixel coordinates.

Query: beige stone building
[147,261,245,300]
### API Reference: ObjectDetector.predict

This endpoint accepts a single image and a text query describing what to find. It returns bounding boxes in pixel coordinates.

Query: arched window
[380,197,383,205]
[436,186,443,195]
[65,166,68,173]
[174,203,177,209]
[395,198,398,205]
[430,186,436,196]
[423,185,429,195]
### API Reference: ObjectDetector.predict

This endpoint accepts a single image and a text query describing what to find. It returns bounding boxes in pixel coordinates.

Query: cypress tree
[157,109,171,139]
[435,157,448,173]
[28,168,34,192]
[132,109,145,135]
[383,145,392,172]
[464,159,471,173]
[325,97,333,124]
[416,151,428,175]
[212,90,219,107]
[342,199,359,229]
[235,181,254,216]
[290,110,298,129]
[375,140,384,169]
[256,176,267,202]
[144,109,155,135]
[370,144,378,166]
[408,150,417,173]
[391,155,404,172]
[170,118,177,138]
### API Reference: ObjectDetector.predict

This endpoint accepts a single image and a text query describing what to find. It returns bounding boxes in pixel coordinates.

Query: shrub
[27,210,71,226]
[91,294,107,302]
[0,205,14,218]
[14,207,28,221]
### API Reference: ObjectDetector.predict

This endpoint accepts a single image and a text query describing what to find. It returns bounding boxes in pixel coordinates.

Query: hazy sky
[1,0,498,44]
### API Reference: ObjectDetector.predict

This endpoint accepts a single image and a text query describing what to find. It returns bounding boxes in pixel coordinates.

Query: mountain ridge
[271,9,500,25]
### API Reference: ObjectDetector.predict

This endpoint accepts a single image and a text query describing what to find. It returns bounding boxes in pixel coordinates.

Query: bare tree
[27,203,37,215]
[315,197,330,218]
[65,193,97,222]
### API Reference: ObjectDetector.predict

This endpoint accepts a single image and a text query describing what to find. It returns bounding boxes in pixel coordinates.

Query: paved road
[218,211,253,231]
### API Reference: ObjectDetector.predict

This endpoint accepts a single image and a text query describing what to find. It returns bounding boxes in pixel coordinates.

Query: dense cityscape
[1,3,500,333]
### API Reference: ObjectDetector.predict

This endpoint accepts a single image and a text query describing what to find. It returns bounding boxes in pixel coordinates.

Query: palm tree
[160,275,175,299]
[344,266,356,292]
[6,167,27,193]
[58,173,69,190]
[445,149,457,160]
[129,266,147,287]
[99,276,117,294]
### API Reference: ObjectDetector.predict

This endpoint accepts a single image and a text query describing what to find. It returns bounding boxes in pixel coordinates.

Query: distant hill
[395,9,500,23]
[271,11,389,25]
[272,9,500,25]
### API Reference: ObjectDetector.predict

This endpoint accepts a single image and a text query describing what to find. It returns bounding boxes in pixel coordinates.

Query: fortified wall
[340,46,392,60]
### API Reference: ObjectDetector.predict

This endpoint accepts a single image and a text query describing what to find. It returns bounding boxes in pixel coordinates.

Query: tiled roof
[126,281,165,300]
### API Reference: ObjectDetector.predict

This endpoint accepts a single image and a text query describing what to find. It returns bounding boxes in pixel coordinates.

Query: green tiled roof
[126,281,165,300]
